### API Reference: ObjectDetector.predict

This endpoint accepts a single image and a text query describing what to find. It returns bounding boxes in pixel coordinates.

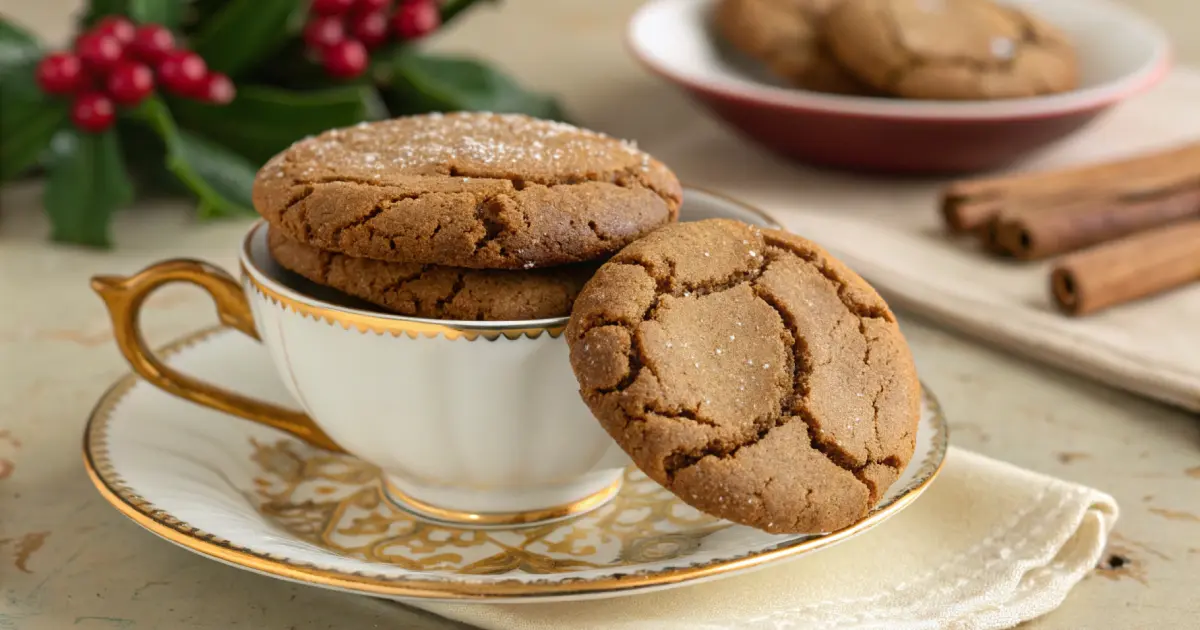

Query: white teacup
[92,188,780,527]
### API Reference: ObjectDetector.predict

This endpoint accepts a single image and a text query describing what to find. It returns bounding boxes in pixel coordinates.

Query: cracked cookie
[714,0,867,94]
[252,112,683,270]
[566,219,921,534]
[267,227,595,320]
[824,0,1078,100]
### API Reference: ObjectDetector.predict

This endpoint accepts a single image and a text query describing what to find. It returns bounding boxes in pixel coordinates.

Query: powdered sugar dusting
[270,112,652,180]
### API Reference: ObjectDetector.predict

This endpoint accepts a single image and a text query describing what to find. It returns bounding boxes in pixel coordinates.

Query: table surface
[2,1,1199,628]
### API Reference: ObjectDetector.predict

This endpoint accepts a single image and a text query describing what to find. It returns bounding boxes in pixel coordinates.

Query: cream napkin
[416,448,1117,629]
[632,69,1200,412]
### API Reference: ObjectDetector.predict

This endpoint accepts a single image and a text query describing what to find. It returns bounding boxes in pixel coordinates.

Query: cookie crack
[433,271,468,315]
[662,412,787,481]
[754,247,898,498]
[379,265,434,303]
[285,158,678,210]
[279,185,316,239]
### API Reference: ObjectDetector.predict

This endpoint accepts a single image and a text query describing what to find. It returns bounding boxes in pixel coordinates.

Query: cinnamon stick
[1050,220,1200,316]
[941,141,1200,233]
[995,186,1200,260]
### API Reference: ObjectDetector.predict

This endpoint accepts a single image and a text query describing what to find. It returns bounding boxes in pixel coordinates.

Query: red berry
[303,16,346,52]
[355,0,391,12]
[311,0,356,15]
[75,33,124,73]
[197,72,236,104]
[71,92,116,132]
[36,52,84,95]
[348,11,389,49]
[321,39,368,78]
[392,0,440,41]
[156,50,208,96]
[130,24,176,64]
[105,61,154,105]
[93,16,136,45]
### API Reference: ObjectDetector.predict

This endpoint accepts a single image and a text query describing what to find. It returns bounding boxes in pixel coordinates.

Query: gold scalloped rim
[83,326,949,601]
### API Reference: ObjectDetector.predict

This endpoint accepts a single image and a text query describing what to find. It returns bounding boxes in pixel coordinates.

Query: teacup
[92,188,780,527]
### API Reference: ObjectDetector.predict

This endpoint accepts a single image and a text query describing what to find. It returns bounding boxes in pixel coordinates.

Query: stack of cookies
[251,113,684,321]
[715,0,1079,100]
[252,113,923,536]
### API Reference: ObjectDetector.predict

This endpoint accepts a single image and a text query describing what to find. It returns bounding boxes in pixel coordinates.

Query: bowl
[627,0,1172,174]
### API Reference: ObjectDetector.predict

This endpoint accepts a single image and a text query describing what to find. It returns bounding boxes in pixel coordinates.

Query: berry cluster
[303,0,441,79]
[35,16,235,133]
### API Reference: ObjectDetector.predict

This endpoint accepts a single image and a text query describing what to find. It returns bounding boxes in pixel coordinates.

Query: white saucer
[84,328,948,603]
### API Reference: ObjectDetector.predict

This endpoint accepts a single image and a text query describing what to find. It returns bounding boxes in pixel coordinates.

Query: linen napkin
[416,448,1117,629]
[630,69,1200,413]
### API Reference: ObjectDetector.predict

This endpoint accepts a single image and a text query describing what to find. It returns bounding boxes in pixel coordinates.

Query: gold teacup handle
[91,259,344,453]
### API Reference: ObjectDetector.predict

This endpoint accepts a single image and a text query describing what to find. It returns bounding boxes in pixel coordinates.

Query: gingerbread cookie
[825,0,1078,100]
[253,113,683,270]
[268,227,595,321]
[566,219,920,534]
[714,0,866,94]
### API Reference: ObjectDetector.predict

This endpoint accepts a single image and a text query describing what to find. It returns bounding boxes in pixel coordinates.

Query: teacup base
[382,470,626,529]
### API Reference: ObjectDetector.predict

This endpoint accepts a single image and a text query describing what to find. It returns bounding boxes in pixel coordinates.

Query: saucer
[83,326,948,603]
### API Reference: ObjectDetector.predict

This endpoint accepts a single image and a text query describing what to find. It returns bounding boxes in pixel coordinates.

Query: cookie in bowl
[713,0,867,94]
[252,112,683,270]
[566,219,921,533]
[825,0,1079,100]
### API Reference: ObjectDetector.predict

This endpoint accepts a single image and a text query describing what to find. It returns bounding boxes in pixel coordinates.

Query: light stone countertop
[1,1,1199,628]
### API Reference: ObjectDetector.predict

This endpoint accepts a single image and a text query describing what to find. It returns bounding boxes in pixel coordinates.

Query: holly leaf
[128,0,184,29]
[439,0,496,27]
[190,0,307,77]
[139,98,257,218]
[0,18,41,79]
[0,61,70,181]
[79,0,129,29]
[43,128,135,247]
[384,52,567,121]
[169,84,382,164]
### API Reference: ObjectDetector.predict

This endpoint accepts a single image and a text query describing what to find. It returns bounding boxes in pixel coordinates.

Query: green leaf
[191,0,306,77]
[439,0,495,27]
[385,52,567,121]
[43,128,135,247]
[0,18,41,79]
[79,0,130,29]
[139,98,257,218]
[0,61,70,181]
[128,0,184,28]
[169,84,380,164]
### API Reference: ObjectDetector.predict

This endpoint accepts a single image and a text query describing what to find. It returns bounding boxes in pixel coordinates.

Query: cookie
[714,0,867,94]
[253,112,683,270]
[566,219,921,534]
[268,228,595,321]
[825,0,1078,100]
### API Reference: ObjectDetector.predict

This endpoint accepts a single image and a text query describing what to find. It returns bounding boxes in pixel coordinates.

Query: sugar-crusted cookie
[268,227,595,321]
[253,113,683,270]
[825,0,1078,100]
[714,0,867,94]
[566,219,921,534]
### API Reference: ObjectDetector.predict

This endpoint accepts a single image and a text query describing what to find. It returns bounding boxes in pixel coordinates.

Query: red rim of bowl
[626,0,1174,122]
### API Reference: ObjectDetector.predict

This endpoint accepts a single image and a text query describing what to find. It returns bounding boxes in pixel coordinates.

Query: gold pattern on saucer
[381,476,624,527]
[251,439,723,573]
[83,326,949,600]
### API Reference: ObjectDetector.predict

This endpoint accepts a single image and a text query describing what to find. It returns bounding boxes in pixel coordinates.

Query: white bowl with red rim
[627,0,1172,174]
